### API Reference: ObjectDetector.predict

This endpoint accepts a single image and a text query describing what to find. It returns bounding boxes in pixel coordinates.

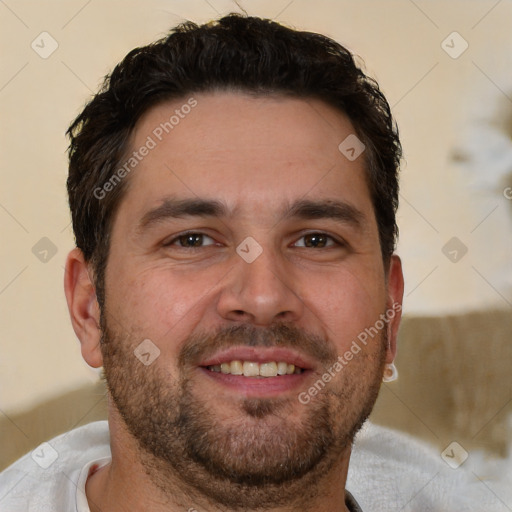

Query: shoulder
[0,421,110,511]
[347,421,499,512]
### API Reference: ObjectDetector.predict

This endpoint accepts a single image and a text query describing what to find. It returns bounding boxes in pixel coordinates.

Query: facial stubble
[101,320,387,509]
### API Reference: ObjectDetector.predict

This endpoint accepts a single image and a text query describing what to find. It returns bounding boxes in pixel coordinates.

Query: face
[98,91,401,507]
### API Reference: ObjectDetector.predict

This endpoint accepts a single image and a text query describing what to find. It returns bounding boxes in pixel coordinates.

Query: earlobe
[64,248,103,368]
[385,254,404,363]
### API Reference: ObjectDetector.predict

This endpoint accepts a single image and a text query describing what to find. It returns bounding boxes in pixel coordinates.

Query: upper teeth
[207,361,302,377]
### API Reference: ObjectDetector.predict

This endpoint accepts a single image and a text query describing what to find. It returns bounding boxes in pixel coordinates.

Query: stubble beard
[100,319,386,510]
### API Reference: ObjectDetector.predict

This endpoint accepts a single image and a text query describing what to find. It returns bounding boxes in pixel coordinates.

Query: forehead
[117,91,373,225]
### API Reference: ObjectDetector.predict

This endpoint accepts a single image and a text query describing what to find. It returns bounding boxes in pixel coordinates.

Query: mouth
[198,347,313,397]
[206,360,304,377]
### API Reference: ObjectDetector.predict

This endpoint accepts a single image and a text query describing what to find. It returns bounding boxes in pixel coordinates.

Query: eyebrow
[137,197,366,233]
[283,198,365,228]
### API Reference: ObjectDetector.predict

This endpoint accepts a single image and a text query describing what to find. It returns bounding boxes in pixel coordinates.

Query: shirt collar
[345,490,363,512]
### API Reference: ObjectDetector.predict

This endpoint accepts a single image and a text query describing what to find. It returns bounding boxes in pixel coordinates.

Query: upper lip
[200,346,315,370]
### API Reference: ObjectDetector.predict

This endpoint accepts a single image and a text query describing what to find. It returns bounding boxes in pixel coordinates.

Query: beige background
[1,0,511,464]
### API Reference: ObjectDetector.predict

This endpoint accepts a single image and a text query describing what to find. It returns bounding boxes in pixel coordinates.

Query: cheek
[306,265,386,350]
[106,263,215,343]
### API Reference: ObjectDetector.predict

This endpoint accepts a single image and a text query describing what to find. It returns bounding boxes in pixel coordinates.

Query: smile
[206,360,304,377]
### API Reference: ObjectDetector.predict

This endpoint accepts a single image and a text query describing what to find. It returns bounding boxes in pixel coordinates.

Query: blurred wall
[1,0,511,414]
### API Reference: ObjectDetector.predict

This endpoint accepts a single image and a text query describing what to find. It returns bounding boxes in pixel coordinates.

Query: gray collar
[345,490,363,512]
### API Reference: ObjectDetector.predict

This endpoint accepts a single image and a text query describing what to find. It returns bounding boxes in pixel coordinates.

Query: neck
[86,410,352,512]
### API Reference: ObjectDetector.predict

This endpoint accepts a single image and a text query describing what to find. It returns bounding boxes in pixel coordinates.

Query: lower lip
[199,367,311,397]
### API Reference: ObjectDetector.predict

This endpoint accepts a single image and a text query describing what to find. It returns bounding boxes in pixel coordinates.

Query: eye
[293,232,342,249]
[164,232,217,248]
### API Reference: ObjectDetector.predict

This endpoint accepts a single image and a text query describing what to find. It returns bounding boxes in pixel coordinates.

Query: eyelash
[163,231,345,249]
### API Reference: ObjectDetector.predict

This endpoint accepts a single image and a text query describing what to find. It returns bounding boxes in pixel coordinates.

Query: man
[0,13,487,512]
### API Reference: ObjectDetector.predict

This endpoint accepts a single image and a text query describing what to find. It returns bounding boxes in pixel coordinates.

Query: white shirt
[0,421,110,511]
[0,420,506,511]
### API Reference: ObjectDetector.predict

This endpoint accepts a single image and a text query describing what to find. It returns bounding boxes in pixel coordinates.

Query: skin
[64,91,404,512]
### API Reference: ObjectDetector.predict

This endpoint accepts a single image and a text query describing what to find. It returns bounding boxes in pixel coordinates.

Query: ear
[64,248,103,368]
[384,254,404,364]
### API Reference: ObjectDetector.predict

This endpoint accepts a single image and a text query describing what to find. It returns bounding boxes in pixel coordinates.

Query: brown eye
[294,233,339,249]
[164,232,216,248]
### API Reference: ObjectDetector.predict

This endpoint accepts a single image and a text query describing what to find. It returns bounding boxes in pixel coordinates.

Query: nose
[216,243,305,326]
